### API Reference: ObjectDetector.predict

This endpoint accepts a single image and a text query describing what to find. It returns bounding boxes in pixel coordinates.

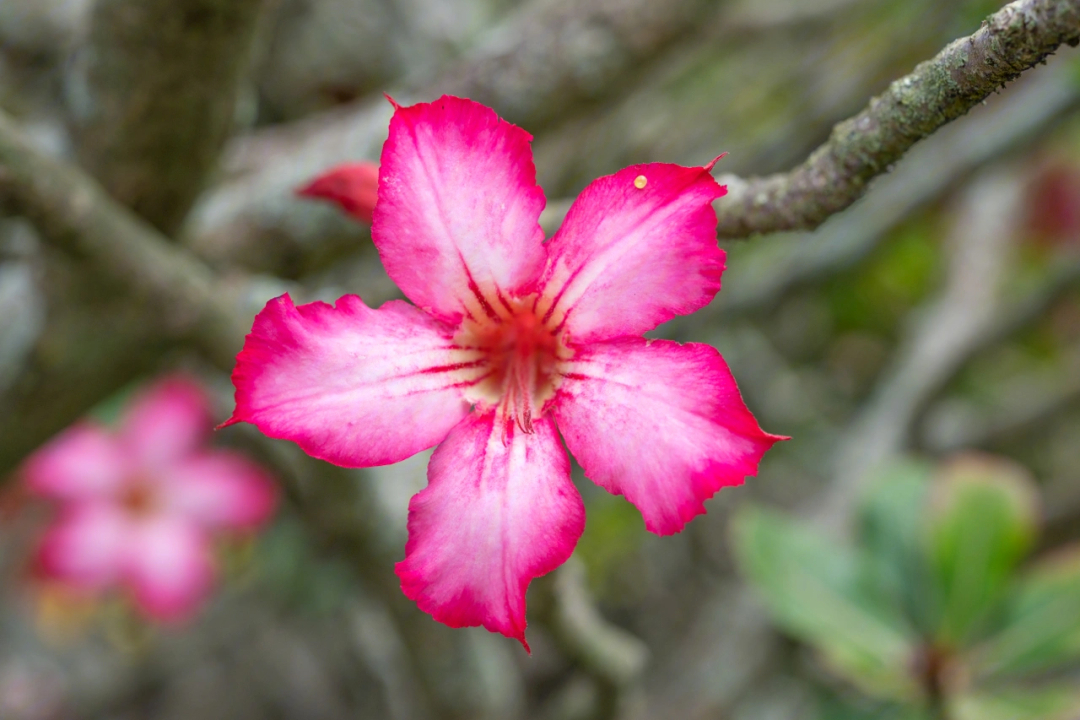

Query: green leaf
[927,455,1038,647]
[950,686,1080,720]
[967,546,1080,680]
[858,459,937,636]
[732,505,920,701]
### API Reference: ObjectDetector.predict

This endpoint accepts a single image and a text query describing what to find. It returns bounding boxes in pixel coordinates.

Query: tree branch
[186,0,716,272]
[0,114,246,364]
[0,111,262,475]
[715,0,1080,238]
[0,0,272,475]
[69,0,267,234]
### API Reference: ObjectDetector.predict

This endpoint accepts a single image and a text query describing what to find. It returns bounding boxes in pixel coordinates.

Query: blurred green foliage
[733,455,1080,720]
[824,217,940,338]
[574,492,646,603]
[256,516,355,617]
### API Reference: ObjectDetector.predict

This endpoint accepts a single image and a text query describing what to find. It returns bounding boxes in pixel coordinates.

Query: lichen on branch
[715,0,1080,238]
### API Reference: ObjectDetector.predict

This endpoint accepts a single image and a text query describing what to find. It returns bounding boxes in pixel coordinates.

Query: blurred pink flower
[298,161,379,223]
[23,376,277,623]
[225,95,784,648]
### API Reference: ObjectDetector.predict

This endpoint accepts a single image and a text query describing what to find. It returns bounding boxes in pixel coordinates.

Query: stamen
[453,296,571,433]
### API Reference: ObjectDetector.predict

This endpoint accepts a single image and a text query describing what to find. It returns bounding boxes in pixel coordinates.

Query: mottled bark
[715,0,1080,237]
[71,0,265,234]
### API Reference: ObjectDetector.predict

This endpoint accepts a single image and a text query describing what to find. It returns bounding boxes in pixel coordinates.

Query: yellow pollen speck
[633,175,647,189]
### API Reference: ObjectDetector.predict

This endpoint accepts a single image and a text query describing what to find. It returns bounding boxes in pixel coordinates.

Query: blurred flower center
[118,479,159,518]
[455,298,572,433]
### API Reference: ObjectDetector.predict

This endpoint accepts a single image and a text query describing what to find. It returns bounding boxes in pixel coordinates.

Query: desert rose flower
[226,95,785,648]
[298,161,380,223]
[24,376,277,622]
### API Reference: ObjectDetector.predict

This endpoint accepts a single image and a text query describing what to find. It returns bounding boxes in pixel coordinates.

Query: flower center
[118,479,159,518]
[454,298,572,432]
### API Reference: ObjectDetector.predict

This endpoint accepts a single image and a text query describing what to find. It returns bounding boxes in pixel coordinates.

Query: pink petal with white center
[396,412,584,649]
[297,162,379,223]
[226,294,472,468]
[374,96,547,324]
[162,451,277,530]
[119,375,212,468]
[37,504,129,591]
[535,163,727,343]
[123,517,215,622]
[23,424,128,501]
[553,338,785,535]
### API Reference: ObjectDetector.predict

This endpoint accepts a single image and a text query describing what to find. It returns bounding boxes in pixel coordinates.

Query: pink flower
[226,96,784,648]
[298,161,380,223]
[23,376,277,623]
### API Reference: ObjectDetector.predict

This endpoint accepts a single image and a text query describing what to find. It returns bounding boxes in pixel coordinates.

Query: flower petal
[162,451,278,530]
[535,162,726,343]
[123,517,215,622]
[553,338,785,535]
[396,412,584,649]
[23,424,128,501]
[120,375,212,468]
[37,504,128,591]
[297,162,379,223]
[227,294,472,467]
[374,96,547,324]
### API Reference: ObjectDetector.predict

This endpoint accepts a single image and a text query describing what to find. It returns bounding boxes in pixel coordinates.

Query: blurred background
[2,0,1080,718]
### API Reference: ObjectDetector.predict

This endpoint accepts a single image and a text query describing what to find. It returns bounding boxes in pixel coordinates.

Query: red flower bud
[297,162,379,223]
